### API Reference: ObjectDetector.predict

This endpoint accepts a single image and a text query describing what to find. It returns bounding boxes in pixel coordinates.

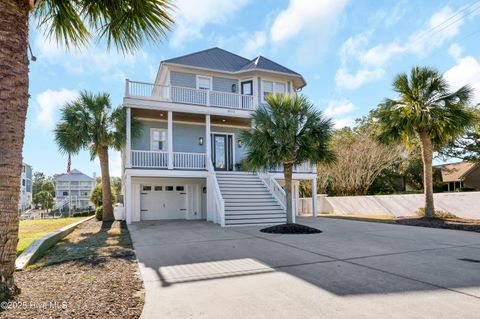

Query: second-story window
[151,128,167,151]
[197,76,212,90]
[262,80,287,102]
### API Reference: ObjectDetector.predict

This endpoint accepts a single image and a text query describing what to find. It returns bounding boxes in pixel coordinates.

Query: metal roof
[162,47,305,87]
[54,169,94,182]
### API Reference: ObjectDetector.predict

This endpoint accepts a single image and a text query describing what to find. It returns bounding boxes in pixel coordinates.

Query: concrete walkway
[129,217,480,318]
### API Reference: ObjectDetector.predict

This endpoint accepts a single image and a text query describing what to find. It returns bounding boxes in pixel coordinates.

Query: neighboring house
[54,169,96,210]
[438,162,480,191]
[122,47,318,226]
[18,162,32,211]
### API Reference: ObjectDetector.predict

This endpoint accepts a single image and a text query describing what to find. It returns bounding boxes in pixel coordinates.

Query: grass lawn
[17,217,85,256]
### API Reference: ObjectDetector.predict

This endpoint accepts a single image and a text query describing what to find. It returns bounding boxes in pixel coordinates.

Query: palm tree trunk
[418,131,435,218]
[0,0,29,301]
[284,163,294,224]
[98,146,114,222]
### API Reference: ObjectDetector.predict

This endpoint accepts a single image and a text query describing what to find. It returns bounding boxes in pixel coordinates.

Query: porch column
[168,111,173,169]
[205,114,211,161]
[312,177,317,217]
[126,107,131,168]
[125,175,132,224]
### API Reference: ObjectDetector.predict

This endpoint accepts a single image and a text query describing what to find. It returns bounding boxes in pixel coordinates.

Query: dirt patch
[260,223,322,234]
[395,217,480,232]
[2,219,144,319]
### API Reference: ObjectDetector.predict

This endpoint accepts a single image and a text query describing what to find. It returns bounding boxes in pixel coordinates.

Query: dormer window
[196,76,212,90]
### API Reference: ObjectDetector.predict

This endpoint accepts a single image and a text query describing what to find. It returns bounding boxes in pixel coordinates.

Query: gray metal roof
[162,48,304,82]
[54,169,94,182]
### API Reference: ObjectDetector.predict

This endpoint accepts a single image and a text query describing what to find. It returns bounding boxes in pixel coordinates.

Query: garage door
[140,184,187,220]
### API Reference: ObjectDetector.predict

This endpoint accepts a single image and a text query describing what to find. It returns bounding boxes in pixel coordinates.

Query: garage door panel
[140,183,187,220]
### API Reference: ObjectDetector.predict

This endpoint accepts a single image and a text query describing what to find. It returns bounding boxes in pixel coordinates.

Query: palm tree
[55,91,135,222]
[240,93,335,224]
[0,1,172,301]
[374,66,475,218]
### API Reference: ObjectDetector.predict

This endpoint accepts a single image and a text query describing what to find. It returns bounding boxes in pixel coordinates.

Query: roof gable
[54,169,94,182]
[440,162,478,182]
[239,56,301,76]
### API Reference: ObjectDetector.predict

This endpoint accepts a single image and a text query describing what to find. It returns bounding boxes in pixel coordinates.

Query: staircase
[216,171,286,226]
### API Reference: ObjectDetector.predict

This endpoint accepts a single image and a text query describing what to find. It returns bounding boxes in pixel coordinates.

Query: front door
[241,80,253,109]
[212,134,233,171]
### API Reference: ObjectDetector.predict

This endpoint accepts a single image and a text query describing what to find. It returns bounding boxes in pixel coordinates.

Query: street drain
[459,258,480,263]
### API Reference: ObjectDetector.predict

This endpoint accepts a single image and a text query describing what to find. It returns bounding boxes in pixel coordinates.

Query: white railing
[270,162,317,173]
[207,156,225,226]
[257,171,287,210]
[173,152,206,169]
[126,80,255,110]
[131,150,168,168]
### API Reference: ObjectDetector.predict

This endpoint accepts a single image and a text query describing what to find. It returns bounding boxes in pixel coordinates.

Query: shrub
[72,210,95,217]
[455,187,476,192]
[417,208,457,219]
[95,206,103,221]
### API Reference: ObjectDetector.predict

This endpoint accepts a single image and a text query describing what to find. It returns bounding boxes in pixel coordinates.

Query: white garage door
[140,184,187,220]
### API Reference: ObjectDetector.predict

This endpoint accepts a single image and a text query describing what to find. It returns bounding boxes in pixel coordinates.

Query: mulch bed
[395,217,480,232]
[1,219,144,319]
[260,223,322,234]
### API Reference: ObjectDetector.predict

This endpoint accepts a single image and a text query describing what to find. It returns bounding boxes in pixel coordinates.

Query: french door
[212,134,233,171]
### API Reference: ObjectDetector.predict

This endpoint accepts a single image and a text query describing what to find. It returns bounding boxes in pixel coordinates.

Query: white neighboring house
[54,169,96,211]
[18,162,32,211]
[122,47,319,226]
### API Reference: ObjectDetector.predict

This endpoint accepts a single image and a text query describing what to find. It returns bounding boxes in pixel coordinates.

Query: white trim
[126,107,131,168]
[167,111,173,169]
[125,168,209,178]
[261,79,287,103]
[196,75,213,90]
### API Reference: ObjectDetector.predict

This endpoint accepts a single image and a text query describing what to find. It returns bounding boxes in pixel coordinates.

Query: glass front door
[212,134,233,171]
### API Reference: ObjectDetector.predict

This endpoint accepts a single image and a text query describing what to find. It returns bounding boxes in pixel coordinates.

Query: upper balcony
[126,80,256,111]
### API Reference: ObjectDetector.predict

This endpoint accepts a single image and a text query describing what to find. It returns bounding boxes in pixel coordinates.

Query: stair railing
[257,171,286,210]
[207,155,225,226]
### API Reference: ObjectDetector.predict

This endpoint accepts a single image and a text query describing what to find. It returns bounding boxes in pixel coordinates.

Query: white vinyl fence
[298,192,480,219]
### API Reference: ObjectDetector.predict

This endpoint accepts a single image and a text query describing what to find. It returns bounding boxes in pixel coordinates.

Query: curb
[15,216,95,270]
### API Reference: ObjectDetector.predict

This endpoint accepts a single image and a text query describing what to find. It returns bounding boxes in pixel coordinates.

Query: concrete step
[222,194,274,199]
[225,201,281,207]
[225,218,286,225]
[225,208,285,214]
[225,214,286,220]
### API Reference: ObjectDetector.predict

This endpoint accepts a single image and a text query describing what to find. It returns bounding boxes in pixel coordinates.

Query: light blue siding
[170,71,196,88]
[213,77,238,93]
[133,120,249,164]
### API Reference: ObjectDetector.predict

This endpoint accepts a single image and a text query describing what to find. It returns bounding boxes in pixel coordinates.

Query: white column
[168,111,173,169]
[125,175,131,223]
[126,107,131,168]
[312,177,317,217]
[205,114,211,161]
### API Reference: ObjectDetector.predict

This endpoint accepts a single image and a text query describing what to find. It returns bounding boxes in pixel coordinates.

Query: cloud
[270,0,349,43]
[444,56,480,104]
[169,0,250,48]
[240,31,267,57]
[36,89,79,129]
[323,99,356,117]
[336,5,466,90]
[407,6,463,56]
[333,117,355,129]
[448,43,463,59]
[34,34,150,80]
[370,2,407,28]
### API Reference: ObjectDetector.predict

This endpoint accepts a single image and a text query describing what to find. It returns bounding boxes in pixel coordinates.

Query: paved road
[129,217,480,318]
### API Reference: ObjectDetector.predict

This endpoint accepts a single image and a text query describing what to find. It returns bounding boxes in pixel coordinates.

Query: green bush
[72,210,95,217]
[417,208,457,219]
[95,206,103,221]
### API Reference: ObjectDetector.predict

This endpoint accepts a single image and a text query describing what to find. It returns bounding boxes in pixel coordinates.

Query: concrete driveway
[129,217,480,318]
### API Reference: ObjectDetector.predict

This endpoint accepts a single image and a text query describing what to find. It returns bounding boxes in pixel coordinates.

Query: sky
[25,0,480,178]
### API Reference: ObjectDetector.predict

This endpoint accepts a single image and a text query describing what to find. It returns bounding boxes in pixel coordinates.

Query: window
[165,186,174,191]
[197,76,212,90]
[150,128,167,151]
[142,186,152,191]
[83,191,88,196]
[63,191,68,196]
[154,186,163,191]
[22,179,25,186]
[176,186,184,191]
[262,80,287,101]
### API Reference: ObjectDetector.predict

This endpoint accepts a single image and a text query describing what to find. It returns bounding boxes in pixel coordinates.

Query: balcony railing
[126,80,255,110]
[131,150,206,170]
[270,162,317,174]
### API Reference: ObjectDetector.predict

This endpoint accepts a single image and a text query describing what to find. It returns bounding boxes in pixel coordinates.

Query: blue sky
[25,0,480,178]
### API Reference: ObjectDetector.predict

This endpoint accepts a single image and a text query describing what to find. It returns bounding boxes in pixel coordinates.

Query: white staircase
[216,171,286,226]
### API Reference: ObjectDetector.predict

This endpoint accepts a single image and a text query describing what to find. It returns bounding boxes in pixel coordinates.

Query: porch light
[198,137,204,145]
[231,83,237,93]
